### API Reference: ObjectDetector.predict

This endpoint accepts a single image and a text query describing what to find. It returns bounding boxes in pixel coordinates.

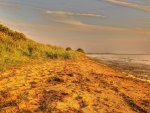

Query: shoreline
[88,56,150,83]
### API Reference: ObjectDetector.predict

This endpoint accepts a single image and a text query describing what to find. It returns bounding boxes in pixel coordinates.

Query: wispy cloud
[0,2,19,8]
[105,0,150,12]
[45,11,150,35]
[46,10,106,18]
[1,11,150,38]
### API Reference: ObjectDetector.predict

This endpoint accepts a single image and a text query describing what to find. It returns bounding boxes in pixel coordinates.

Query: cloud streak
[0,2,19,8]
[46,10,106,18]
[105,0,150,12]
[45,12,150,35]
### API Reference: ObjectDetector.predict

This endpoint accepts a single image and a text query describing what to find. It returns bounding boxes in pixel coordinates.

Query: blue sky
[0,0,150,53]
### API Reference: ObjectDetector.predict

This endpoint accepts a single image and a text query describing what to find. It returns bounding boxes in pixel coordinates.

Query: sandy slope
[0,58,149,113]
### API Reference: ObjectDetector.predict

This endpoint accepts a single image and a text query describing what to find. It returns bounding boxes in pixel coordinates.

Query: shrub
[76,48,85,53]
[66,47,72,51]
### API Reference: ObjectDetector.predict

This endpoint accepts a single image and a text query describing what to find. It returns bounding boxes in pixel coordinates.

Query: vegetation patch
[30,81,37,88]
[120,93,147,113]
[0,90,10,98]
[0,100,17,110]
[19,109,32,113]
[0,24,80,70]
[47,75,64,84]
[37,89,68,112]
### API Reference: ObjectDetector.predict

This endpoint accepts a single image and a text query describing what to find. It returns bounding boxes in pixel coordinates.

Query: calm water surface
[88,54,150,80]
[89,54,150,65]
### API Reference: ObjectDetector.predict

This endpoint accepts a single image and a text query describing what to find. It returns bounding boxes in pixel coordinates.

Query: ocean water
[88,54,150,65]
[88,54,150,80]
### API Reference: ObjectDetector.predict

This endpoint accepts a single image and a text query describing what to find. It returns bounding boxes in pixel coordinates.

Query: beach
[0,57,150,113]
[0,0,150,112]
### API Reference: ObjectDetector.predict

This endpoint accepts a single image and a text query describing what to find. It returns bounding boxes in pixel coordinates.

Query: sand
[0,57,149,113]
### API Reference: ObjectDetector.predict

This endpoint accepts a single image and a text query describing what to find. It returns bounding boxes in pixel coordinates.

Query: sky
[0,0,150,53]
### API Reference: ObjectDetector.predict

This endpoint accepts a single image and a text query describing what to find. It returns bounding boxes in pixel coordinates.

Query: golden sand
[0,57,149,113]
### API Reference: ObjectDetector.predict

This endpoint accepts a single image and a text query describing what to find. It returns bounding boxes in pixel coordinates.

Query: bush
[76,48,85,53]
[66,47,72,51]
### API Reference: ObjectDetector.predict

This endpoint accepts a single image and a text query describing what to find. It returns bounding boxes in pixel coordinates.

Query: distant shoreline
[87,53,150,55]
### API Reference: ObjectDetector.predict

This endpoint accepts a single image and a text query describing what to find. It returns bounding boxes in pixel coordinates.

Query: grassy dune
[0,24,77,70]
[0,25,150,113]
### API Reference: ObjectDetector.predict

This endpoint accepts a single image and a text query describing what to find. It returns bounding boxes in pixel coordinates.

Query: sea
[88,54,150,80]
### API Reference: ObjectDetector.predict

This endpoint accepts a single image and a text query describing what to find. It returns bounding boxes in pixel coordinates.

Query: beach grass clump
[0,24,78,70]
